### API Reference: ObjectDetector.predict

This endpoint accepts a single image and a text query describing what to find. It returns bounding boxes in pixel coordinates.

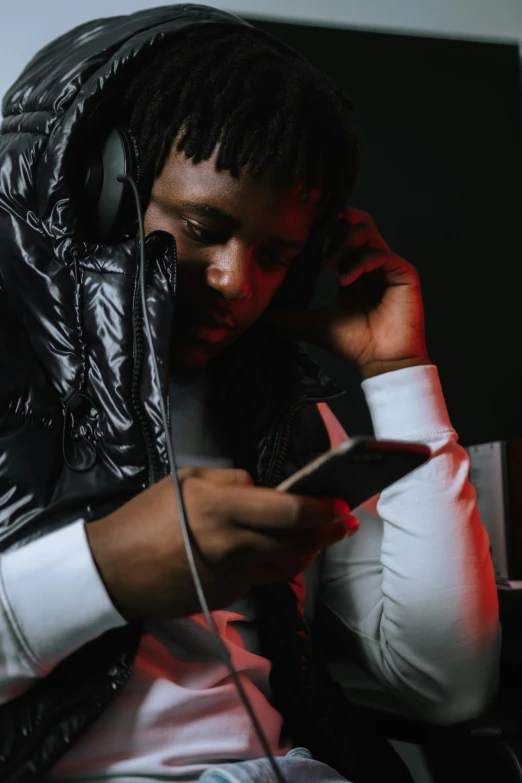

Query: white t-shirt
[0,365,500,782]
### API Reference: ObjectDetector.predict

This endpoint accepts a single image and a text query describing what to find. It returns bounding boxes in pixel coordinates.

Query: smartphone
[276,437,431,509]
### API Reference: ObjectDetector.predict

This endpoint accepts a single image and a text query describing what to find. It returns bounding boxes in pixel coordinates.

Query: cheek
[249,271,288,316]
[143,201,165,235]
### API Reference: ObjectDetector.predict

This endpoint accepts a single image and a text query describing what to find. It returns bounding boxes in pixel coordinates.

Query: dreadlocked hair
[120,22,360,220]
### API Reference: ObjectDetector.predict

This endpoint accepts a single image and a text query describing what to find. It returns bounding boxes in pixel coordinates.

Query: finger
[213,484,353,531]
[244,516,359,577]
[343,207,375,227]
[351,223,388,253]
[323,224,389,276]
[342,208,389,239]
[335,247,390,286]
[322,223,367,272]
[227,519,350,569]
[178,467,254,487]
[273,517,358,553]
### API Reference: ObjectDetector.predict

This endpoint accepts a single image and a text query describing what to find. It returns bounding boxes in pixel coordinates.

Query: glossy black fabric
[0,6,413,781]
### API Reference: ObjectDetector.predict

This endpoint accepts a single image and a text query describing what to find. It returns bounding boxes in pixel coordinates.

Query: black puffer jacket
[0,6,413,782]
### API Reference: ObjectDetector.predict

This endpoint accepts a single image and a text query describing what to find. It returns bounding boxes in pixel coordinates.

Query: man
[0,5,499,783]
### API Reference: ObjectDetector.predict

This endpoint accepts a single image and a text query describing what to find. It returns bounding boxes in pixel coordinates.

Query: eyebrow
[179,200,307,250]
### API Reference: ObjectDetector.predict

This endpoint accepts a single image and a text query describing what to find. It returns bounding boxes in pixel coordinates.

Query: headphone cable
[118,173,288,783]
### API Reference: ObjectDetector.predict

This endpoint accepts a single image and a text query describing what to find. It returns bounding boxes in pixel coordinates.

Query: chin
[171,340,226,371]
[171,347,211,371]
[170,330,244,371]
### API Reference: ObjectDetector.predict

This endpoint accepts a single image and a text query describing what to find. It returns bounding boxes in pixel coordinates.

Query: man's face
[144,144,321,370]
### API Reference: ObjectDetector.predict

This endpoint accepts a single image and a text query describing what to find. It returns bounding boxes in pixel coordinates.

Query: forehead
[154,143,323,232]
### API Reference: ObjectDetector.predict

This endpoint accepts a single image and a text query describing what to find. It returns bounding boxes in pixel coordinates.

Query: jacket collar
[207,322,344,481]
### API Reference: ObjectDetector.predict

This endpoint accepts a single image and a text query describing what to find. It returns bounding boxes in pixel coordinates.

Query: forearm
[319,365,500,724]
[373,428,499,723]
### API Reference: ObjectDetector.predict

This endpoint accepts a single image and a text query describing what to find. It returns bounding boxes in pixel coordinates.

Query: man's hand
[265,208,431,380]
[86,467,358,620]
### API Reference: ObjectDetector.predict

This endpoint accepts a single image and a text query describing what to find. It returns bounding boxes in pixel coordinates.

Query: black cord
[117,174,288,783]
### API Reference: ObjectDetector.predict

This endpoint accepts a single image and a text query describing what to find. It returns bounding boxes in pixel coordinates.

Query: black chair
[324,590,522,782]
[349,659,522,782]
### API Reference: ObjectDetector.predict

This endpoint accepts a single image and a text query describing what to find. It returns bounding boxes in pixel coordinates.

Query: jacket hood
[0,4,323,309]
[0,4,253,254]
[0,4,333,428]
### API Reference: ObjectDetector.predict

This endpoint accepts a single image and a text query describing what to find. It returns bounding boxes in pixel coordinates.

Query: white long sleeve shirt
[0,365,500,783]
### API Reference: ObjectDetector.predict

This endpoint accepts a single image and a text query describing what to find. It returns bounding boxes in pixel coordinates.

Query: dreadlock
[120,22,360,220]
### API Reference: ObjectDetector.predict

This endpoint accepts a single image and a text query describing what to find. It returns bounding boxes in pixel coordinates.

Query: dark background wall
[246,17,522,447]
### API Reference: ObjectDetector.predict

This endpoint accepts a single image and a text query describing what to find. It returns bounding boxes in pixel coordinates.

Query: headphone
[82,127,143,243]
[82,126,330,310]
[79,127,334,783]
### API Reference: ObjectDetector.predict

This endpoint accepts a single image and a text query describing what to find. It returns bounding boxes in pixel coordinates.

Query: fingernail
[333,500,351,524]
[343,515,359,537]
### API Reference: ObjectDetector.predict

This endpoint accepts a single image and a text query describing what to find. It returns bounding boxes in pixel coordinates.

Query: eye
[181,219,224,244]
[257,248,292,271]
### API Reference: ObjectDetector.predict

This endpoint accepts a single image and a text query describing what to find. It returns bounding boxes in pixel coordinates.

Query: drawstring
[61,244,98,471]
[62,390,100,472]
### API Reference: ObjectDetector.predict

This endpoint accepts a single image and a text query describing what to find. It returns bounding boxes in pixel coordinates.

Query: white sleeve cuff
[0,520,127,676]
[361,365,454,441]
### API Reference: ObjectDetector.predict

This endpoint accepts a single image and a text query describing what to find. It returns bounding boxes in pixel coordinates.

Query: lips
[187,311,238,346]
[198,313,237,331]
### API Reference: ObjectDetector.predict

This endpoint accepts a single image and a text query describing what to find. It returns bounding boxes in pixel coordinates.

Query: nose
[205,243,253,302]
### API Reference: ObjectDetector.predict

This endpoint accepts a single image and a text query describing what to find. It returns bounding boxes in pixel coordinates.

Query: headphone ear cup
[83,127,140,242]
